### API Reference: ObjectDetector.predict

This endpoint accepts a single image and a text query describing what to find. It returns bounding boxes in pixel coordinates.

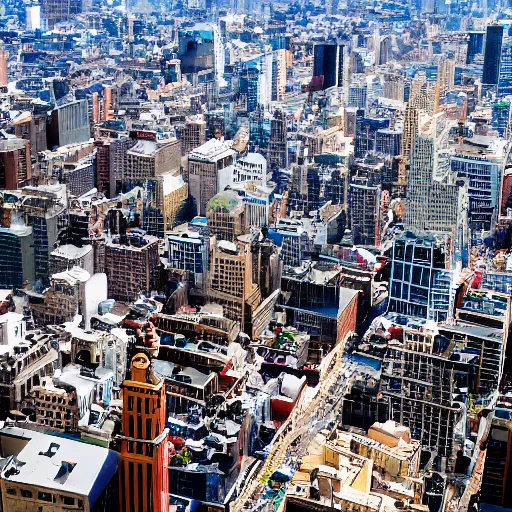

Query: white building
[233,153,269,185]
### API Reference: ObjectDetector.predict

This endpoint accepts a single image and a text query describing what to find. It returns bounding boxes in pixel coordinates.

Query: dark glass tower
[483,24,504,85]
[313,44,343,90]
[466,31,484,64]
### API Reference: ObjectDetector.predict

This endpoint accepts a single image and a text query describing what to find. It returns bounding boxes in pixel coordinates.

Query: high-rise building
[404,115,463,235]
[376,128,402,157]
[467,31,485,64]
[492,101,511,137]
[168,226,209,289]
[177,117,206,156]
[94,139,111,197]
[207,236,261,331]
[498,40,512,97]
[313,44,344,90]
[483,24,504,85]
[267,110,287,170]
[233,153,268,185]
[354,117,390,158]
[119,353,169,512]
[0,49,7,87]
[206,190,246,242]
[188,139,235,216]
[349,179,381,247]
[451,133,506,240]
[387,235,456,321]
[46,100,90,148]
[0,225,34,289]
[105,234,160,302]
[178,23,224,88]
[40,0,83,27]
[0,138,31,189]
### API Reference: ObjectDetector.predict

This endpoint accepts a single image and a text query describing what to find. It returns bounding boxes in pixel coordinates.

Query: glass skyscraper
[483,24,504,85]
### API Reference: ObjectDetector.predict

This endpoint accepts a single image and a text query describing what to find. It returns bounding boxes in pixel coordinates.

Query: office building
[0,426,119,512]
[168,226,209,289]
[451,133,506,239]
[47,100,90,148]
[349,180,381,247]
[498,40,512,97]
[404,116,462,235]
[0,138,31,189]
[40,0,83,27]
[483,24,504,85]
[467,31,485,64]
[188,139,235,216]
[354,117,390,158]
[313,44,344,90]
[105,234,160,302]
[233,153,268,185]
[0,50,7,87]
[267,110,287,170]
[206,190,246,242]
[177,117,206,156]
[0,225,34,289]
[208,237,261,330]
[388,235,458,321]
[492,101,511,137]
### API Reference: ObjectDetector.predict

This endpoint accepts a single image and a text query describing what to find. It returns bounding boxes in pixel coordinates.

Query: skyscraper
[119,353,169,512]
[404,115,462,235]
[312,44,344,90]
[498,40,512,97]
[483,24,504,85]
[467,31,485,64]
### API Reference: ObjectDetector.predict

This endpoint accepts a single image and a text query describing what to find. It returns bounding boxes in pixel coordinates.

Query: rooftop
[0,425,119,503]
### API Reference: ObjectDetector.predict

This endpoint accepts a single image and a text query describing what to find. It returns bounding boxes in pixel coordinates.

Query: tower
[483,24,504,85]
[0,50,7,87]
[119,353,169,512]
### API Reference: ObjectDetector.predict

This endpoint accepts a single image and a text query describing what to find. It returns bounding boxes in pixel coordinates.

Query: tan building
[30,267,91,327]
[179,117,206,155]
[207,236,261,329]
[163,174,188,230]
[206,190,246,242]
[32,376,79,432]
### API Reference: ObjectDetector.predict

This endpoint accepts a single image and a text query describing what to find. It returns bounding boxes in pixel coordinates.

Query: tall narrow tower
[0,50,8,87]
[119,353,169,512]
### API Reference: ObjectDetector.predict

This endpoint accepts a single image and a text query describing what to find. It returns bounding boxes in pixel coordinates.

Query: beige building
[32,376,79,432]
[206,190,246,242]
[207,236,261,328]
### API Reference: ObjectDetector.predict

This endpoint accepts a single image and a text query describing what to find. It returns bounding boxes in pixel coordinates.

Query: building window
[38,491,55,502]
[20,489,32,498]
[62,496,75,505]
[6,488,16,496]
